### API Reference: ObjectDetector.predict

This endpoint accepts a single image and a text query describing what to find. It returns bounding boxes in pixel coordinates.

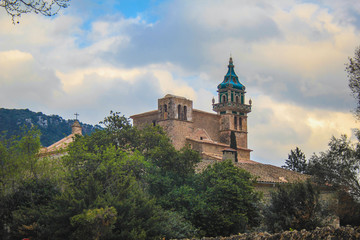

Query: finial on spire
[74,112,79,120]
[229,54,233,65]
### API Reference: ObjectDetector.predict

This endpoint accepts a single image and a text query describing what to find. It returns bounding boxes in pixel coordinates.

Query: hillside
[0,108,101,147]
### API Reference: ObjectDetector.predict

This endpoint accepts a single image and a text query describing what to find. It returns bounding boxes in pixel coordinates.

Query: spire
[217,57,244,90]
[229,56,233,66]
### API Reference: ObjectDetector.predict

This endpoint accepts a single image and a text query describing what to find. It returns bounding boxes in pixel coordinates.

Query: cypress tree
[230,131,238,162]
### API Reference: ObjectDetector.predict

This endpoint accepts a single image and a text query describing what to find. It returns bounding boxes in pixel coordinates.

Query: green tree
[192,160,261,237]
[230,131,238,162]
[282,147,308,173]
[264,180,328,233]
[0,126,41,194]
[70,207,117,240]
[0,178,60,239]
[0,112,200,239]
[347,46,360,118]
[59,114,198,239]
[308,135,360,200]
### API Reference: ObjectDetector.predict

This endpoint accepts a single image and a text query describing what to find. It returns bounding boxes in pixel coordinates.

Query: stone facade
[131,93,252,161]
[130,57,314,188]
[131,57,253,161]
[39,120,82,157]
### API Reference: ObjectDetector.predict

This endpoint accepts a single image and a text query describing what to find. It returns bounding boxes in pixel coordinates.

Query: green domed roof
[218,57,244,90]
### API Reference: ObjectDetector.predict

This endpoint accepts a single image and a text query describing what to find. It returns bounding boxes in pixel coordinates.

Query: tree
[0,178,60,239]
[282,147,308,173]
[191,160,261,237]
[0,126,41,194]
[230,131,238,162]
[347,46,360,118]
[70,207,117,240]
[60,112,199,239]
[264,180,330,233]
[1,0,71,23]
[308,135,360,200]
[0,112,201,239]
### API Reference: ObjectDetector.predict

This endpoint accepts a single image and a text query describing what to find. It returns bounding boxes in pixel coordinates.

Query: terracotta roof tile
[196,159,309,183]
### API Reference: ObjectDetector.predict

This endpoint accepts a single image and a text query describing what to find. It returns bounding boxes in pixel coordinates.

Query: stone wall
[187,138,227,156]
[131,110,158,127]
[192,110,221,142]
[180,226,360,240]
[158,119,193,150]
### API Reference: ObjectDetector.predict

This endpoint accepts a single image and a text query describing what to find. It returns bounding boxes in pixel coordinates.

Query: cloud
[0,50,63,109]
[249,94,358,165]
[0,0,359,167]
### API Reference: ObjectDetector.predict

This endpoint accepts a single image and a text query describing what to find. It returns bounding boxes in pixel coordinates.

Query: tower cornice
[213,102,251,114]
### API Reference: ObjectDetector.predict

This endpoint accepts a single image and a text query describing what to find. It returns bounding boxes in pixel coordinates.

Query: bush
[264,180,329,233]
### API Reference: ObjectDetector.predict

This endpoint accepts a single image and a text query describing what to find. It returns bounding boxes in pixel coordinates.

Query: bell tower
[213,57,252,158]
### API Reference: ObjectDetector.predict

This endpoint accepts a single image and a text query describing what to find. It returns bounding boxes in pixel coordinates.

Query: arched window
[164,104,168,119]
[239,117,242,130]
[222,95,226,103]
[184,106,187,120]
[234,116,237,130]
[236,96,239,103]
[178,105,181,119]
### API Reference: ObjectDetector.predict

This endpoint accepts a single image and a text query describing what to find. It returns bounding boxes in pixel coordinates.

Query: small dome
[72,120,81,128]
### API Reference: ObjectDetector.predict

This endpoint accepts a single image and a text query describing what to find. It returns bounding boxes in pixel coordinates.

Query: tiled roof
[39,133,76,157]
[235,162,309,183]
[196,159,309,183]
[130,110,158,118]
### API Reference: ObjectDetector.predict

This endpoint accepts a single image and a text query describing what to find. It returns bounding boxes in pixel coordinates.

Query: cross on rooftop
[74,113,79,120]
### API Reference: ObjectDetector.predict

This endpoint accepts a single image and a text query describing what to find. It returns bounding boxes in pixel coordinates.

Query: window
[163,104,168,119]
[239,118,242,130]
[178,105,181,119]
[236,96,239,103]
[234,116,237,130]
[184,106,187,120]
[222,95,226,103]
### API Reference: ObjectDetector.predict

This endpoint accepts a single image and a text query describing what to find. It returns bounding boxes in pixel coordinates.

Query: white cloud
[0,0,359,166]
[249,94,358,165]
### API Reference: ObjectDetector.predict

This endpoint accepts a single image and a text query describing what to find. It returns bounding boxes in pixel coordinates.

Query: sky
[1,0,360,166]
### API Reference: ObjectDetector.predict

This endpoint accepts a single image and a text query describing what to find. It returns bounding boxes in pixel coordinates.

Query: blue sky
[0,0,360,166]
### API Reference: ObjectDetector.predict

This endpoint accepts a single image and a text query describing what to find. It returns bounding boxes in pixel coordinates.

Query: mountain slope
[0,108,101,147]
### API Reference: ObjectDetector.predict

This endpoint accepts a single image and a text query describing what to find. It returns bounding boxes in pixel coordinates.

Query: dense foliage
[264,181,331,233]
[308,135,360,200]
[0,108,100,147]
[282,147,307,174]
[347,46,360,119]
[0,112,261,239]
[280,135,360,227]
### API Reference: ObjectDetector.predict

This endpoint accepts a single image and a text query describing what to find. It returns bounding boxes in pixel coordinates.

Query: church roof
[217,57,244,90]
[234,162,309,184]
[196,159,309,184]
